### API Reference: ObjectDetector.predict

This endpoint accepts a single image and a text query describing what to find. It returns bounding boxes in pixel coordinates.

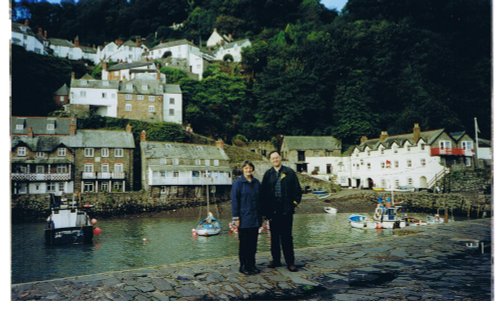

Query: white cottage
[97,38,148,63]
[213,39,251,62]
[11,21,46,55]
[69,75,120,117]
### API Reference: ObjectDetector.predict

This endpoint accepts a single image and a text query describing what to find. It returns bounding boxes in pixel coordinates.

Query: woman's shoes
[240,265,260,275]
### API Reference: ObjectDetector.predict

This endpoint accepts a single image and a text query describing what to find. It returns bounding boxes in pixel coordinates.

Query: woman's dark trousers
[239,227,259,270]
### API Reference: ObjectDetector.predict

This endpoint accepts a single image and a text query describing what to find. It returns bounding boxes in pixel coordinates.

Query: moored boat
[195,212,222,236]
[312,190,328,195]
[45,194,95,245]
[324,206,338,214]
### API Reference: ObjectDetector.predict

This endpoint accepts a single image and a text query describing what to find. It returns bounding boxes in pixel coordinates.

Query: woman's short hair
[269,150,281,158]
[241,160,255,171]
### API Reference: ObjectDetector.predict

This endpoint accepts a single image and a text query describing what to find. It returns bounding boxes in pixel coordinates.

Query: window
[160,186,167,194]
[169,109,175,116]
[214,159,219,166]
[101,164,109,173]
[462,141,473,150]
[16,124,24,130]
[56,165,67,173]
[58,182,64,192]
[148,105,155,113]
[195,159,201,165]
[395,180,400,187]
[439,140,452,150]
[114,148,124,157]
[380,162,385,169]
[408,178,413,185]
[125,103,132,111]
[393,146,398,153]
[160,171,166,177]
[47,183,56,192]
[125,94,132,100]
[407,146,411,151]
[205,159,210,166]
[17,147,26,156]
[137,95,144,100]
[83,182,94,192]
[84,164,94,172]
[47,123,55,131]
[395,161,399,168]
[421,159,426,166]
[407,160,412,168]
[148,96,155,102]
[380,148,384,155]
[173,158,179,165]
[113,182,122,191]
[101,148,109,157]
[79,90,86,97]
[36,152,46,158]
[101,92,107,99]
[58,148,66,156]
[192,171,200,177]
[84,148,94,157]
[367,151,371,156]
[465,157,472,167]
[114,163,123,172]
[36,165,44,174]
[173,171,179,177]
[420,144,425,150]
[367,163,371,169]
[101,183,109,192]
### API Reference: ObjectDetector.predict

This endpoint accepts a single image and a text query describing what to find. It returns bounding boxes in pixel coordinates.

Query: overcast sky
[321,0,348,11]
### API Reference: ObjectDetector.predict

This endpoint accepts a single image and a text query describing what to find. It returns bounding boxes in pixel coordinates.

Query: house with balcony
[140,133,232,197]
[280,136,342,173]
[11,117,77,194]
[70,126,135,193]
[339,123,475,190]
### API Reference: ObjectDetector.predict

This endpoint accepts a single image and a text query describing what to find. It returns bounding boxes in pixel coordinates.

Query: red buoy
[93,227,102,236]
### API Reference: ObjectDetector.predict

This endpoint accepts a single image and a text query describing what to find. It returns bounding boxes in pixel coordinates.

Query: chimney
[27,127,33,137]
[74,35,80,47]
[69,122,77,136]
[413,123,421,143]
[140,130,147,142]
[126,123,132,133]
[379,131,388,141]
[215,139,224,148]
[156,69,161,81]
[135,37,141,47]
[360,136,368,144]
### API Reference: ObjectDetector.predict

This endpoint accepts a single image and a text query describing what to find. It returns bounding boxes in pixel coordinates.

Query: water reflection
[12,212,432,284]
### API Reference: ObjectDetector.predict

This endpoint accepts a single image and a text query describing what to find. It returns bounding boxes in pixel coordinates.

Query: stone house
[280,136,342,173]
[245,140,275,158]
[117,79,182,124]
[140,133,232,197]
[11,117,77,195]
[70,126,135,193]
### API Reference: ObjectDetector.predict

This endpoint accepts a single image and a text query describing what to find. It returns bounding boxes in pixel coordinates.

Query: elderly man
[260,150,302,272]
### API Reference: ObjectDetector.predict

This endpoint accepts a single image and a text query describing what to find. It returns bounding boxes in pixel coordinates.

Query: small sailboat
[194,184,222,237]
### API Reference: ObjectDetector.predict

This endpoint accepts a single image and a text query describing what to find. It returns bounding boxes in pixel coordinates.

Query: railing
[11,173,71,181]
[427,167,450,189]
[90,172,126,179]
[149,176,232,186]
[430,147,475,156]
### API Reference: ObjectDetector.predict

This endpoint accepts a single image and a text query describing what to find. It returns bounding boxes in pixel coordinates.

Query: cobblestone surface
[11,218,492,301]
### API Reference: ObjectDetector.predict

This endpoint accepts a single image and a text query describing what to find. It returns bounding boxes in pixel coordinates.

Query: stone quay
[11,218,492,301]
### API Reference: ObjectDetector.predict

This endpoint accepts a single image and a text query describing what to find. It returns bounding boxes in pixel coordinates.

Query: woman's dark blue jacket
[231,175,262,229]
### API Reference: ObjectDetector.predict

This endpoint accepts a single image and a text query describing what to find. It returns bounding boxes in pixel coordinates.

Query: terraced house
[140,133,232,198]
[10,117,135,194]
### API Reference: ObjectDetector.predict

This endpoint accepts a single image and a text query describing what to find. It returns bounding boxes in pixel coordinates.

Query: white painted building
[213,39,251,62]
[148,39,205,80]
[163,85,183,124]
[11,22,46,55]
[206,28,227,48]
[69,76,120,117]
[97,38,148,63]
[48,37,98,64]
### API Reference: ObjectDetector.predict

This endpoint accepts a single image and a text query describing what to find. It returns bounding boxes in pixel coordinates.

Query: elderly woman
[231,160,262,275]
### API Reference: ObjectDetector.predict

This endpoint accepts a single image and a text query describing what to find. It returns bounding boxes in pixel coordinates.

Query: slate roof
[282,136,341,151]
[358,129,445,150]
[141,141,229,161]
[64,130,135,148]
[11,117,75,136]
[119,80,181,95]
[221,39,251,49]
[150,39,196,51]
[108,62,155,71]
[54,84,69,96]
[70,78,120,89]
[11,135,68,152]
[48,38,74,47]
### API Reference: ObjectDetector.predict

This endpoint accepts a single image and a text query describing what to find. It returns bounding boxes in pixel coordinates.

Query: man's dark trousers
[269,213,294,265]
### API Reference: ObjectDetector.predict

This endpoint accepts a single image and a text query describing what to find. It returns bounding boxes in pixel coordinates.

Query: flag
[474,117,481,134]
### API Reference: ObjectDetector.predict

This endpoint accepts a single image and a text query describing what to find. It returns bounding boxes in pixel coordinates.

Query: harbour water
[12,212,440,284]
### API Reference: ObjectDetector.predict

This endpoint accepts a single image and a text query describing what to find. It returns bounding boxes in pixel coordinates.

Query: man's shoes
[287,264,298,272]
[248,267,261,274]
[267,262,282,268]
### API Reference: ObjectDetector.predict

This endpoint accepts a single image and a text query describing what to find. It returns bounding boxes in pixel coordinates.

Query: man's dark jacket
[260,165,302,218]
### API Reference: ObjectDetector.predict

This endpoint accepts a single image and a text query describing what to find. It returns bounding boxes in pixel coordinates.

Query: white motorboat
[324,206,338,214]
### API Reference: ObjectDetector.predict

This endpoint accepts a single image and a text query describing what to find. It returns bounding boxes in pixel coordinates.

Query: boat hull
[44,226,94,245]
